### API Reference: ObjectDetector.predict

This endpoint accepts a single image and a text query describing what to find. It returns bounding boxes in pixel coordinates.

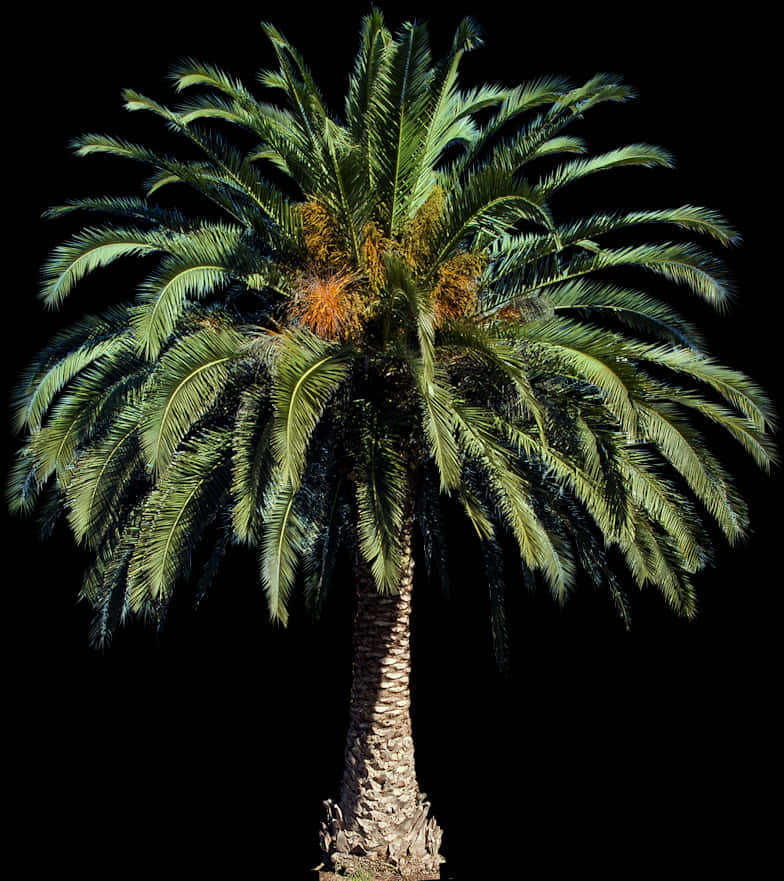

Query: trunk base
[318,867,440,881]
[320,799,442,880]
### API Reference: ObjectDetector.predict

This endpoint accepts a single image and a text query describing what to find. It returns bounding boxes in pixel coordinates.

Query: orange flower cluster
[288,269,363,341]
[431,252,486,324]
[292,191,487,339]
[402,188,485,324]
[299,201,350,272]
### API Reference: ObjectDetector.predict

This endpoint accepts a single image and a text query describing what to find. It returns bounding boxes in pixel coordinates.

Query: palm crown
[9,10,776,660]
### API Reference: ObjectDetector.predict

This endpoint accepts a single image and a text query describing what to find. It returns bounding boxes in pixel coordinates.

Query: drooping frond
[131,223,261,358]
[355,425,408,593]
[140,323,245,476]
[259,469,302,625]
[65,390,146,547]
[40,225,169,308]
[258,449,340,623]
[81,514,140,649]
[519,317,641,436]
[13,305,138,432]
[231,381,274,544]
[451,400,575,601]
[637,401,749,542]
[128,426,233,613]
[270,328,349,488]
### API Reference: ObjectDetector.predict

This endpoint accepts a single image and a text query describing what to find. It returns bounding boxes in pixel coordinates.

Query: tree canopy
[8,9,777,661]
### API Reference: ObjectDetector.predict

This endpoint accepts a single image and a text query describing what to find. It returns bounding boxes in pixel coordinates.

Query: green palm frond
[140,323,245,476]
[452,400,574,601]
[520,318,641,436]
[231,382,274,544]
[485,240,735,310]
[637,402,749,542]
[355,428,408,593]
[623,509,700,618]
[128,426,232,612]
[556,205,740,248]
[633,344,775,432]
[13,305,137,432]
[260,462,332,624]
[410,356,462,492]
[548,280,708,351]
[43,195,192,228]
[40,226,170,308]
[65,392,145,547]
[534,143,674,198]
[619,445,708,574]
[405,16,483,217]
[366,19,434,236]
[25,344,144,488]
[271,328,349,488]
[131,223,256,358]
[439,74,579,183]
[431,166,554,267]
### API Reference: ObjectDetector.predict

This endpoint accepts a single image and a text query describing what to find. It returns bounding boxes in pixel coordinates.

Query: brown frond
[288,270,364,340]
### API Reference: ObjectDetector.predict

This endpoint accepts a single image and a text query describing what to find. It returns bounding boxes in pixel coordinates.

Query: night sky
[6,3,778,878]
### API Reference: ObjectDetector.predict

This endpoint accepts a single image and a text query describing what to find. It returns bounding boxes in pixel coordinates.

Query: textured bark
[319,505,442,879]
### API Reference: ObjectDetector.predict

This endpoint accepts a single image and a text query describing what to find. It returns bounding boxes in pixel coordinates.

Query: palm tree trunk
[320,505,442,879]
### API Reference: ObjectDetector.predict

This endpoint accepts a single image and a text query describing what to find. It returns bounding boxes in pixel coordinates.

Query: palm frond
[14,306,137,432]
[548,279,708,351]
[231,382,274,544]
[131,223,255,358]
[140,324,245,476]
[638,402,749,542]
[271,328,349,488]
[65,391,145,547]
[452,400,574,601]
[534,144,674,198]
[259,468,314,624]
[366,19,434,236]
[128,426,232,612]
[40,226,169,308]
[355,429,408,593]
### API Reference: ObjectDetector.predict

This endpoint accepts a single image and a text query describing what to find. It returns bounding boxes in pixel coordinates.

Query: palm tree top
[8,9,777,655]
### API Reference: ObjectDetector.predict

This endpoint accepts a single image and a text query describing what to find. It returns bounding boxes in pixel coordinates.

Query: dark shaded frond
[128,426,233,612]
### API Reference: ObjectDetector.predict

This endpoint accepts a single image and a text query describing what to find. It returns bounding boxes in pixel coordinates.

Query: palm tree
[8,9,777,879]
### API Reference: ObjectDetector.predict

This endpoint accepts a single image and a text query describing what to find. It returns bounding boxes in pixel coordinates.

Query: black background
[6,2,779,878]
